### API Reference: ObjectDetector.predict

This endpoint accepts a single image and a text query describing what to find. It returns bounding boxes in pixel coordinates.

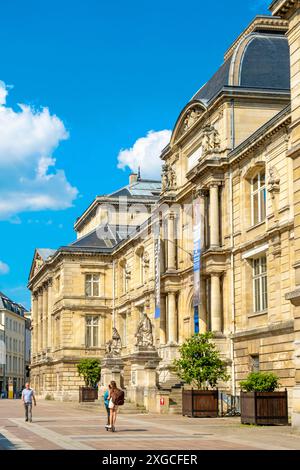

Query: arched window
[251,169,266,225]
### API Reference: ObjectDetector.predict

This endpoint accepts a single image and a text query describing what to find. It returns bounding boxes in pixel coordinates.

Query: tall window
[251,170,266,225]
[253,256,268,313]
[85,274,100,297]
[86,316,99,347]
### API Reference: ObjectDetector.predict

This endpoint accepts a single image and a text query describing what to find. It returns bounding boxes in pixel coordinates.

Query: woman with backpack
[106,380,124,432]
[103,384,111,429]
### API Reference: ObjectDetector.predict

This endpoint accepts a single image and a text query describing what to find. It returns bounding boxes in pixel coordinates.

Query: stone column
[199,276,207,332]
[167,292,177,344]
[38,290,43,353]
[159,295,167,345]
[210,273,222,333]
[167,213,176,271]
[43,286,48,351]
[47,279,53,352]
[209,183,220,248]
[32,293,38,356]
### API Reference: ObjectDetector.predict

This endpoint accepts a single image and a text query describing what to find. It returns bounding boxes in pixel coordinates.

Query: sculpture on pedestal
[105,327,122,357]
[135,312,154,349]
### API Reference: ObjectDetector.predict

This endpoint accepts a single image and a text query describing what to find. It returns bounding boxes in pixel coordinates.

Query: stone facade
[28,7,300,424]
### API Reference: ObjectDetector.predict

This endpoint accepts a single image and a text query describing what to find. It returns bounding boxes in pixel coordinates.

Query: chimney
[129,173,138,185]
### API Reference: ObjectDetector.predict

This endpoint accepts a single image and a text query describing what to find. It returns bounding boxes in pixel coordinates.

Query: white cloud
[0,261,9,275]
[0,80,78,220]
[117,130,171,179]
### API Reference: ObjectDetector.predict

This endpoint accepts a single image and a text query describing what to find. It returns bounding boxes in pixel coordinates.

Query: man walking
[22,382,36,423]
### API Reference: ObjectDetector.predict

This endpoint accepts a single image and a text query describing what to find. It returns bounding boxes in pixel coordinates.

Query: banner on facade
[0,339,5,364]
[193,197,201,333]
[154,236,161,319]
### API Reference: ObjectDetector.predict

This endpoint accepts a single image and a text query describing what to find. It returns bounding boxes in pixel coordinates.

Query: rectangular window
[86,316,99,347]
[251,170,266,225]
[85,274,100,297]
[253,256,268,313]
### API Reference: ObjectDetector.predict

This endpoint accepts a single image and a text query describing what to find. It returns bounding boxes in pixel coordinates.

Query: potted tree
[77,358,101,403]
[174,332,229,417]
[240,371,288,425]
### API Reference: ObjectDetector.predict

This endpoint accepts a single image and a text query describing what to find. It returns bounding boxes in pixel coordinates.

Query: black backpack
[112,388,125,406]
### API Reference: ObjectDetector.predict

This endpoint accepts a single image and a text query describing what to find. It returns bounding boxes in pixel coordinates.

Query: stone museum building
[28,1,300,427]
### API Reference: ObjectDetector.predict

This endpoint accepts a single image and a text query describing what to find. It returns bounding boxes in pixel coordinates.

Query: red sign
[160,397,165,406]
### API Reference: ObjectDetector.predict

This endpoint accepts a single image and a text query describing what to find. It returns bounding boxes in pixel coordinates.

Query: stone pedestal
[101,356,125,389]
[157,343,180,385]
[126,347,161,412]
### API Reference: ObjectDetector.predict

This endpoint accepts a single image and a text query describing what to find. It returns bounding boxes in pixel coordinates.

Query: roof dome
[192,31,290,105]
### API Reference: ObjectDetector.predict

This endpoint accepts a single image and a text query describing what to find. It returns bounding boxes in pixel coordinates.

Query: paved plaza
[0,400,300,450]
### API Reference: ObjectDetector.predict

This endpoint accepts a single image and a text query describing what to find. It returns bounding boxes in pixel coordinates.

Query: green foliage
[240,372,280,392]
[174,332,230,390]
[77,359,101,387]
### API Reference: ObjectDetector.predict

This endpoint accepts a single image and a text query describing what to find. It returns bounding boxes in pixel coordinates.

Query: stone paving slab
[0,399,300,450]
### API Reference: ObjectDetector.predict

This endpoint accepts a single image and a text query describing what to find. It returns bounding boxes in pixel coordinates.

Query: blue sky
[0,0,270,308]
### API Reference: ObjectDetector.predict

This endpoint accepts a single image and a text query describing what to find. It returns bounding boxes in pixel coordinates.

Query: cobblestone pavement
[0,400,300,450]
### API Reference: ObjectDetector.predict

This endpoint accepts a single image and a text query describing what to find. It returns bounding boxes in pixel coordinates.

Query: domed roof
[192,31,290,105]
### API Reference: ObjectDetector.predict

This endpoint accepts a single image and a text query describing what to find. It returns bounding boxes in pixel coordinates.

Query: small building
[0,292,29,397]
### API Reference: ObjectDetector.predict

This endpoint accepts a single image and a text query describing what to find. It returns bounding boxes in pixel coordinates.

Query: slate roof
[57,223,141,254]
[192,31,290,105]
[37,248,56,261]
[107,179,161,199]
[0,291,27,316]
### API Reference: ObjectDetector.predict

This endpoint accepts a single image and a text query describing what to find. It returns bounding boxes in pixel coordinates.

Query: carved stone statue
[161,163,177,192]
[105,327,122,357]
[135,312,154,349]
[162,164,169,191]
[202,124,221,155]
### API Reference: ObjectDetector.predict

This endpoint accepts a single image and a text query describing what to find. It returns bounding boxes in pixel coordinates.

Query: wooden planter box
[79,386,98,403]
[240,391,288,425]
[182,389,218,418]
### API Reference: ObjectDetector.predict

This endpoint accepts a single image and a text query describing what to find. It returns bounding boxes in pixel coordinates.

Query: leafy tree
[174,332,229,389]
[240,372,280,392]
[77,359,101,387]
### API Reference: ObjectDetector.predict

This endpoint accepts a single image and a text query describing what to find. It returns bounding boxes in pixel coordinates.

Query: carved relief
[268,166,280,222]
[143,251,150,269]
[183,108,202,133]
[268,166,280,199]
[33,256,43,276]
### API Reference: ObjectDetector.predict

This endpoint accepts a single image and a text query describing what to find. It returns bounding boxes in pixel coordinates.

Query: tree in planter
[240,372,280,392]
[174,332,230,389]
[77,359,101,387]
